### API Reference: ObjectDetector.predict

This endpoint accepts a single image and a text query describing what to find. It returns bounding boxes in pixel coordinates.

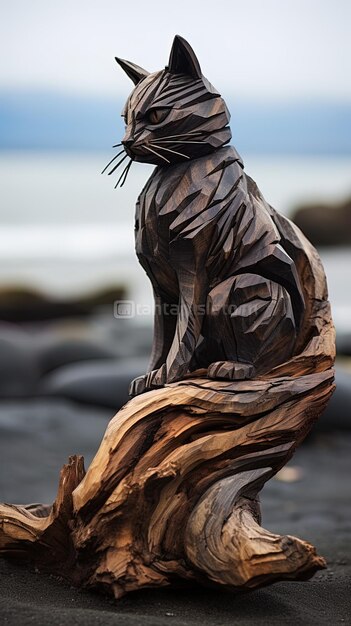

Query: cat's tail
[264,298,335,380]
[268,212,336,380]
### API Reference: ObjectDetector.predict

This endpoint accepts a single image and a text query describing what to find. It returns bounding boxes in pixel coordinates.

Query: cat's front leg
[147,291,177,371]
[128,290,202,395]
[163,267,206,384]
[129,270,206,395]
[129,291,177,397]
[129,306,202,396]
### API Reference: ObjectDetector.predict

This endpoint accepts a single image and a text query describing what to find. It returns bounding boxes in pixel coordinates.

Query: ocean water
[0,151,350,330]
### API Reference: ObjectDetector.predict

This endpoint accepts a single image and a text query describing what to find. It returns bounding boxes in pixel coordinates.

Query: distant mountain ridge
[0,91,350,155]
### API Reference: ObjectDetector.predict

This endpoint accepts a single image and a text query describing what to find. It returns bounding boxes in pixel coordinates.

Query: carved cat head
[115,35,232,166]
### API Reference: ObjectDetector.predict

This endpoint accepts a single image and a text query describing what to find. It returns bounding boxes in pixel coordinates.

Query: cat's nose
[122,139,134,149]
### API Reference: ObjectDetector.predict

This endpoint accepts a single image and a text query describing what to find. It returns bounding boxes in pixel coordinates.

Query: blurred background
[0,0,351,503]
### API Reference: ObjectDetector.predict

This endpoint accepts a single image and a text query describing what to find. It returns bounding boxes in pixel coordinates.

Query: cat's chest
[134,147,241,264]
[135,162,193,263]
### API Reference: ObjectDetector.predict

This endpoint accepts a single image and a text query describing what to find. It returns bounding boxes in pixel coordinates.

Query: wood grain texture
[0,35,335,598]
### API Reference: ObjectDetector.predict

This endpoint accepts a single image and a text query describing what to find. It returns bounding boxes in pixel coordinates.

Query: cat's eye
[147,108,169,125]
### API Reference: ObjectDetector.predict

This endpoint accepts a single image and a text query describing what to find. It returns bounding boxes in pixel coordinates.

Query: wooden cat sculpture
[114,36,308,396]
[0,36,335,599]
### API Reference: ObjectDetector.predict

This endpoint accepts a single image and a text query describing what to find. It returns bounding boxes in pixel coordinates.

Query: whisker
[112,142,122,147]
[114,159,132,188]
[114,162,129,188]
[144,145,170,164]
[107,153,128,175]
[150,143,189,160]
[118,160,133,188]
[153,140,204,145]
[153,131,203,140]
[101,150,125,174]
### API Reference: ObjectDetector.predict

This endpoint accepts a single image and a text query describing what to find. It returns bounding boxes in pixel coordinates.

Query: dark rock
[336,332,351,356]
[35,317,152,361]
[316,365,351,431]
[88,317,152,359]
[0,324,39,396]
[291,196,351,247]
[36,334,117,375]
[0,285,127,322]
[39,358,149,409]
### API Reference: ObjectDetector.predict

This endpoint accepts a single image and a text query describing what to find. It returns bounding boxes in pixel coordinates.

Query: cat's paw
[129,375,148,397]
[207,361,255,381]
[147,364,167,388]
[129,365,167,397]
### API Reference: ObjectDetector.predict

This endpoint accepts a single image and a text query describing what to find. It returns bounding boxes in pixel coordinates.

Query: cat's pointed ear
[167,35,202,79]
[115,57,149,85]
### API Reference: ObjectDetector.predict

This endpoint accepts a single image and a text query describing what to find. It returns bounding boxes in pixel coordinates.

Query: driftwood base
[0,368,334,599]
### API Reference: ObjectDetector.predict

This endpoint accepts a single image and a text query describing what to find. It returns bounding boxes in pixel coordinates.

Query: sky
[1,0,351,102]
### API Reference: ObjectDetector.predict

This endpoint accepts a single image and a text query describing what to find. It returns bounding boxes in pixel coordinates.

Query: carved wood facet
[0,35,335,598]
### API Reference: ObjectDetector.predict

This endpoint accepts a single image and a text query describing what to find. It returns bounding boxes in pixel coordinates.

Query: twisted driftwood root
[0,355,334,598]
